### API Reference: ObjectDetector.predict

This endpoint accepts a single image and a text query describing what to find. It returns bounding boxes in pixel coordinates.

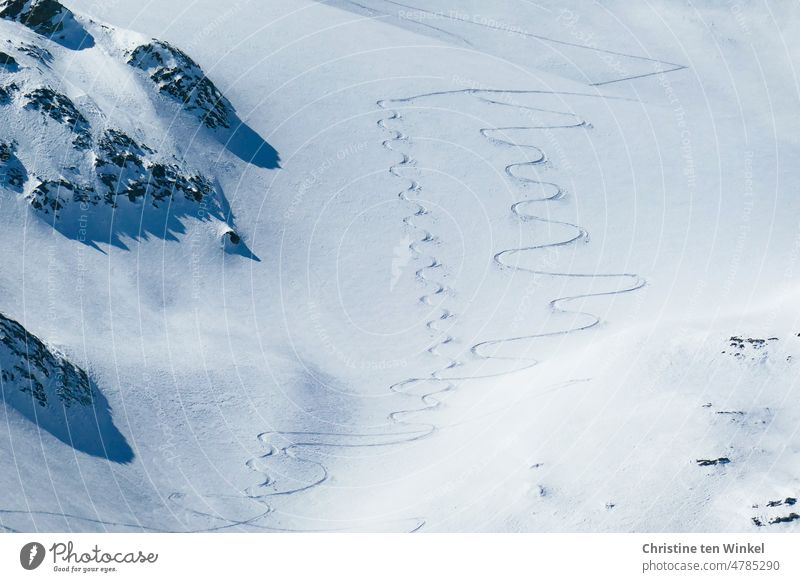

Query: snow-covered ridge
[0,0,94,50]
[0,313,133,463]
[0,0,277,250]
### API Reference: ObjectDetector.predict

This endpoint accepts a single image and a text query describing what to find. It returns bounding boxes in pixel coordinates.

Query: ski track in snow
[222,86,651,533]
[378,89,646,388]
[330,0,686,86]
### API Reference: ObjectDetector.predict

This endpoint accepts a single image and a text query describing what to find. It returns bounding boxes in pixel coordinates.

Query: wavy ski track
[229,87,646,533]
[229,101,453,533]
[174,99,467,534]
[387,89,645,382]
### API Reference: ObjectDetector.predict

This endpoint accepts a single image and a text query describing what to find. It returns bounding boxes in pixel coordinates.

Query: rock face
[24,128,220,224]
[0,49,18,69]
[126,39,280,170]
[0,313,92,408]
[0,313,133,462]
[0,0,276,249]
[0,0,94,49]
[94,129,215,207]
[0,81,18,104]
[128,40,234,129]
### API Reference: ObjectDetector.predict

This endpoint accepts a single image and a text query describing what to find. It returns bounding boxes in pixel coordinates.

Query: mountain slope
[1,0,798,533]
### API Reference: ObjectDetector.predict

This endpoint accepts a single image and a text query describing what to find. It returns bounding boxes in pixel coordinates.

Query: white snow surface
[1,0,800,532]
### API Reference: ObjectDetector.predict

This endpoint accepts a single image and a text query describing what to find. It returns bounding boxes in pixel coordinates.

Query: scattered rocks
[753,512,800,527]
[23,87,92,149]
[721,335,780,363]
[95,128,213,207]
[696,457,731,467]
[767,497,797,507]
[15,41,52,65]
[28,178,94,214]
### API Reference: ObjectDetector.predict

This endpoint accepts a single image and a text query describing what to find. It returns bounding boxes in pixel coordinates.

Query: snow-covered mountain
[0,0,277,249]
[1,0,799,533]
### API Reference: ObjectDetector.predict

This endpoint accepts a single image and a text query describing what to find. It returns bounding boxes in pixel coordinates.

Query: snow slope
[1,0,799,532]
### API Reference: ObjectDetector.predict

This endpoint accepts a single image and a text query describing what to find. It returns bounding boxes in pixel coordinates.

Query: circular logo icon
[20,542,46,570]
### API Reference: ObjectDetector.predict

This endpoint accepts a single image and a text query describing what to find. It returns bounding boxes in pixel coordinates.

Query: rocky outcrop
[95,129,215,207]
[0,81,18,104]
[0,313,92,409]
[128,40,233,129]
[0,312,132,462]
[0,0,94,49]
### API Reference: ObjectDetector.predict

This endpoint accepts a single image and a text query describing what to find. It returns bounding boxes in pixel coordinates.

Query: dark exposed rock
[0,49,18,69]
[0,0,94,49]
[0,140,27,191]
[147,161,214,204]
[769,513,800,525]
[97,128,153,167]
[696,457,731,467]
[0,82,18,104]
[0,312,92,408]
[1,0,65,35]
[95,128,214,207]
[29,178,95,214]
[128,40,233,129]
[766,497,797,508]
[23,87,92,149]
[722,335,777,362]
[0,312,133,462]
